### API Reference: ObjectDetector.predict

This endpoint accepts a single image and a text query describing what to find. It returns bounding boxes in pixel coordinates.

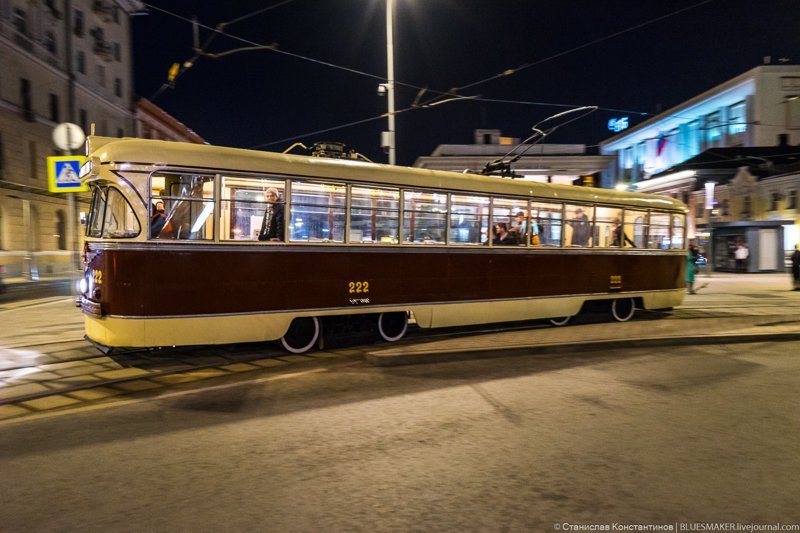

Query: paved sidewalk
[367,273,800,365]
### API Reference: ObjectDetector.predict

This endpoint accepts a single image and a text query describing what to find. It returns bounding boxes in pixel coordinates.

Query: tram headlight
[78,277,88,294]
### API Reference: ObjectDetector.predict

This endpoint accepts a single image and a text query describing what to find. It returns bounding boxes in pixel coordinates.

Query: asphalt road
[2,339,799,532]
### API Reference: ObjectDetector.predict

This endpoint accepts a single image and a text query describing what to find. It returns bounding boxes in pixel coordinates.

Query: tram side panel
[82,246,685,347]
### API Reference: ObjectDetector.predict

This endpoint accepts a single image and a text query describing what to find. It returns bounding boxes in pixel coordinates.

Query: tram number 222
[348,281,370,294]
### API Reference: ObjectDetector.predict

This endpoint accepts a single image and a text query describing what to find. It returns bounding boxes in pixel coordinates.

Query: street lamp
[382,0,396,165]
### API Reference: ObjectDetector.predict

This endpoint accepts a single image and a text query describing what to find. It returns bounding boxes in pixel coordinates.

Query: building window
[97,65,106,87]
[44,30,57,53]
[113,42,121,61]
[770,192,780,211]
[74,9,84,37]
[114,77,122,98]
[0,133,5,176]
[76,50,85,74]
[12,8,27,34]
[787,96,800,129]
[728,101,747,135]
[721,199,730,216]
[56,210,67,250]
[49,93,59,122]
[687,120,701,156]
[20,78,33,121]
[79,109,88,133]
[742,195,752,216]
[706,112,721,144]
[695,201,704,219]
[788,190,797,210]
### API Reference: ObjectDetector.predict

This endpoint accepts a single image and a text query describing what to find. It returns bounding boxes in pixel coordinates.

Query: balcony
[93,40,113,62]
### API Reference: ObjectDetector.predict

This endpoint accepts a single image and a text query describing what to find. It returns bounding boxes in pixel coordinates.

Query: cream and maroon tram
[76,136,688,353]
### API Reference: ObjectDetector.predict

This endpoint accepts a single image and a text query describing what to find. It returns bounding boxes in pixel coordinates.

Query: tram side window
[289,180,346,243]
[450,194,489,245]
[150,173,215,240]
[649,213,671,249]
[100,187,140,238]
[403,190,447,244]
[594,207,623,247]
[565,205,593,247]
[219,176,286,241]
[531,201,562,246]
[492,198,527,246]
[625,210,648,248]
[671,214,686,249]
[350,186,399,244]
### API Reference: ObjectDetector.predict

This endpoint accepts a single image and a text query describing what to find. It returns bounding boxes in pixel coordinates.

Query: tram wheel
[377,312,408,342]
[549,316,572,327]
[280,316,321,354]
[610,298,636,322]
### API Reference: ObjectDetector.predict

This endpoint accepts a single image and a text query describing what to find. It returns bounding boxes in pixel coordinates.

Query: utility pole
[385,0,396,165]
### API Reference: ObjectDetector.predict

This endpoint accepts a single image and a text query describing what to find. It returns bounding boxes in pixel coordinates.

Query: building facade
[414,129,614,186]
[135,97,206,144]
[599,64,800,272]
[0,0,143,278]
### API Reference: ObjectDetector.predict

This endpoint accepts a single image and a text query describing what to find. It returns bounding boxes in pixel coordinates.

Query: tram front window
[86,185,140,239]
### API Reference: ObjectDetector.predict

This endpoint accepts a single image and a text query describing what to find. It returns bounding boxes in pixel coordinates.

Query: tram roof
[87,136,687,213]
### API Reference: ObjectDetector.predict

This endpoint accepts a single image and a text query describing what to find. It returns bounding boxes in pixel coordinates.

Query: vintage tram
[76,136,688,353]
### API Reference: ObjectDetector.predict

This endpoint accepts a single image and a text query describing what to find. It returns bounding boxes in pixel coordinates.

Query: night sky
[133,0,800,166]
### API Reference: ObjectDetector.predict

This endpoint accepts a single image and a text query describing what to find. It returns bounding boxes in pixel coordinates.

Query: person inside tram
[568,207,591,246]
[150,200,169,237]
[611,217,634,247]
[511,211,528,242]
[492,222,518,246]
[258,187,285,242]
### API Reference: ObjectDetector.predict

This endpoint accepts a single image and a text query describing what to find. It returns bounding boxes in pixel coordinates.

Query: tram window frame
[671,214,686,249]
[100,186,140,239]
[86,185,107,238]
[530,201,563,247]
[624,209,648,248]
[149,172,216,241]
[594,206,624,248]
[288,179,347,243]
[218,175,286,241]
[402,189,448,245]
[491,197,528,247]
[449,194,490,246]
[648,212,671,249]
[349,185,400,244]
[564,204,594,247]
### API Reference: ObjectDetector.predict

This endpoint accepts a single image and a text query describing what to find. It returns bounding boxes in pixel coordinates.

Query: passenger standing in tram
[611,217,634,247]
[510,211,528,243]
[569,207,590,246]
[258,187,285,242]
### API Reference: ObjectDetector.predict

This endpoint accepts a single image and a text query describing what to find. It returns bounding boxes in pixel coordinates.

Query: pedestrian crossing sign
[47,155,88,192]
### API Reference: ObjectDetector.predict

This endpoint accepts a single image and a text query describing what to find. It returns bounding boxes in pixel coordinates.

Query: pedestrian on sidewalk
[791,245,800,291]
[686,242,699,294]
[735,242,749,273]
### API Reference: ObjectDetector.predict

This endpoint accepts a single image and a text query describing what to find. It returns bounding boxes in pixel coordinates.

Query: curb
[365,332,800,366]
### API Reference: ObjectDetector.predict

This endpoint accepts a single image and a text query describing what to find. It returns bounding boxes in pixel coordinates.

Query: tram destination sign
[47,155,88,193]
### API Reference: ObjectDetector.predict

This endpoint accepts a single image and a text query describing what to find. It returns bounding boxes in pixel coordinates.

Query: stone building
[0,0,143,278]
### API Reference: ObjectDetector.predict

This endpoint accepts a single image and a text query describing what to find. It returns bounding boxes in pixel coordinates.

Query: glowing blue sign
[608,117,629,133]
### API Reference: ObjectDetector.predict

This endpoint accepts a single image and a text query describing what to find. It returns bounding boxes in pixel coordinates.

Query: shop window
[350,186,400,244]
[403,190,446,244]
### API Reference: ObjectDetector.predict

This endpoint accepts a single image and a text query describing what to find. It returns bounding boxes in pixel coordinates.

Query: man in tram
[258,187,285,242]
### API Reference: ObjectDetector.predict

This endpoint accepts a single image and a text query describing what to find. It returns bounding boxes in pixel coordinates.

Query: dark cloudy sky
[133,0,800,165]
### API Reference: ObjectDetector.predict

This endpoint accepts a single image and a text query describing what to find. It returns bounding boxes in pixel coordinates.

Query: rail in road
[2,280,800,421]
